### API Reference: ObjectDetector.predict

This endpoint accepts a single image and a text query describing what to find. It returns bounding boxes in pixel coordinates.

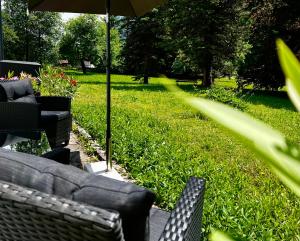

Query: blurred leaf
[210,231,234,241]
[165,82,300,197]
[277,39,300,111]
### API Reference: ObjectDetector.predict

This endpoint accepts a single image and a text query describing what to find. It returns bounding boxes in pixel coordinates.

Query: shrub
[204,86,247,110]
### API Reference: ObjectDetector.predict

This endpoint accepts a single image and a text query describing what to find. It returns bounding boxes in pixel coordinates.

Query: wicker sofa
[0,79,72,148]
[0,148,206,241]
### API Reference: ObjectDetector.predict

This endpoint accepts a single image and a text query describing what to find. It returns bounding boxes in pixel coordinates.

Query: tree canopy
[1,0,299,89]
[3,0,62,64]
[238,0,300,89]
[59,15,122,74]
[121,10,166,84]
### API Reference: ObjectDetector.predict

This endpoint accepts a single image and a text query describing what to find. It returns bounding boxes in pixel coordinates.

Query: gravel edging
[72,122,131,182]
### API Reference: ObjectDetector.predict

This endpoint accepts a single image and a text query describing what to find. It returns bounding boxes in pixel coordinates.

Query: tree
[121,10,166,84]
[238,0,300,89]
[59,15,101,74]
[3,0,62,64]
[164,0,247,87]
[59,15,122,74]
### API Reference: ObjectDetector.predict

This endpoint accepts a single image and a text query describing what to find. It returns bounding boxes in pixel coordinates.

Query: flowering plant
[39,65,78,98]
[0,67,78,98]
[0,71,40,93]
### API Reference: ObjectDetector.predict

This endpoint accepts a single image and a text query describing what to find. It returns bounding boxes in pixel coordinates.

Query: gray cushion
[0,148,155,241]
[12,94,37,104]
[150,208,170,241]
[74,175,155,241]
[0,83,7,102]
[0,79,34,102]
[0,148,84,196]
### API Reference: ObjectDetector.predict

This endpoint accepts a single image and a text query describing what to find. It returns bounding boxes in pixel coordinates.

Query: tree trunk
[143,56,149,84]
[81,59,87,74]
[202,55,213,87]
[143,75,149,84]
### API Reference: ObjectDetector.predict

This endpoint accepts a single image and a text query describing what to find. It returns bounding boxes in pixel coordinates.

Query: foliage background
[59,15,122,73]
[3,0,62,64]
[2,0,299,89]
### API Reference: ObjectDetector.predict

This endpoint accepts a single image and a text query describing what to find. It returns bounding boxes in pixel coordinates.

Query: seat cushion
[41,111,70,122]
[74,175,155,241]
[0,148,155,241]
[149,208,170,241]
[0,79,34,102]
[12,94,37,104]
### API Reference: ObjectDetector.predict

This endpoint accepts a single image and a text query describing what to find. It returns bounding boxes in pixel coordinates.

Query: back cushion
[74,175,155,241]
[0,148,155,241]
[0,80,12,102]
[13,94,37,104]
[0,79,34,102]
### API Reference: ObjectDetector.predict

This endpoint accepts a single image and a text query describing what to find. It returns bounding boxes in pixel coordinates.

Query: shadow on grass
[78,78,202,93]
[80,81,136,85]
[66,71,98,76]
[111,84,166,92]
[67,70,203,93]
[178,84,206,93]
[244,94,296,111]
[178,85,295,111]
[111,82,203,93]
[75,73,295,111]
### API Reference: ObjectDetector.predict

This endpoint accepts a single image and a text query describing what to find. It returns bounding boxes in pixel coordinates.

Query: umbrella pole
[0,0,4,60]
[105,0,112,171]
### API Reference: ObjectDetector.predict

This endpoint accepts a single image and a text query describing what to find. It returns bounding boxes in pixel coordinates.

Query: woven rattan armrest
[0,102,41,132]
[158,177,206,241]
[36,96,71,111]
[0,181,124,241]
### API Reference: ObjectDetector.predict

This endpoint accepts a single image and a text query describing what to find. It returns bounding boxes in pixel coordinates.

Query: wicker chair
[0,177,205,241]
[0,79,72,149]
[0,147,206,241]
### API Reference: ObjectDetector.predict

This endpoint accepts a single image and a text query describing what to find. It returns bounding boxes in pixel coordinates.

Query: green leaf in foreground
[164,39,300,241]
[165,82,300,197]
[210,231,234,241]
[277,39,300,111]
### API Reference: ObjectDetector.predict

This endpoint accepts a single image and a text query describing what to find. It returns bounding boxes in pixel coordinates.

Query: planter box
[0,60,41,77]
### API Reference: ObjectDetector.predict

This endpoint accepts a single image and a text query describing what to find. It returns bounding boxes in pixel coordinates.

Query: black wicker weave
[37,96,72,148]
[0,80,72,149]
[0,177,205,241]
[158,177,205,241]
[0,181,124,241]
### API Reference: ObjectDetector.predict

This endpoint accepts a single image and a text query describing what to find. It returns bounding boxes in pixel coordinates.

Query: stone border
[72,122,131,182]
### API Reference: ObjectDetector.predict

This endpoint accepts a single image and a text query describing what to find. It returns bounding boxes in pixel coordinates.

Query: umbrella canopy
[28,0,166,170]
[28,0,165,16]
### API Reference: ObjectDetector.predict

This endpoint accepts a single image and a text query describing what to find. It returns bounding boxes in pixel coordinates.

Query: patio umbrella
[0,0,4,60]
[28,0,166,170]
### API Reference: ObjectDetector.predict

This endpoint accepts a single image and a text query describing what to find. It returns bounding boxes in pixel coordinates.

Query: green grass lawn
[70,71,300,241]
